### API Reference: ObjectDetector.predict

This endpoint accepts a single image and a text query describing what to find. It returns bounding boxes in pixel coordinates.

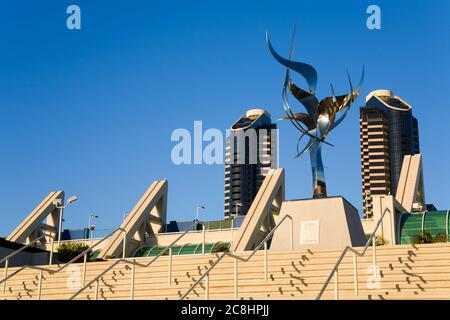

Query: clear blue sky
[1,0,449,236]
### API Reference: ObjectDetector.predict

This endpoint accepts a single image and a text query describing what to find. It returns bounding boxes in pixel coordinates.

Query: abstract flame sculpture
[266,30,364,198]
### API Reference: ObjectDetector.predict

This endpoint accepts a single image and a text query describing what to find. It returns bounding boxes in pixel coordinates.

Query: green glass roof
[399,211,449,244]
[132,242,230,257]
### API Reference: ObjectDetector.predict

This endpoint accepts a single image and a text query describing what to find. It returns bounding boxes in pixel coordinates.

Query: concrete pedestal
[270,197,366,251]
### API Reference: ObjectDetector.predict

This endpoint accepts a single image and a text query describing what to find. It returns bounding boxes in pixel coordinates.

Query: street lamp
[88,214,99,235]
[88,214,99,246]
[53,195,78,246]
[196,205,205,221]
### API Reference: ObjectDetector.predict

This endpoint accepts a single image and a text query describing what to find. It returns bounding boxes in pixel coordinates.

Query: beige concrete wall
[371,195,404,245]
[141,228,235,248]
[270,197,366,251]
[396,154,426,212]
[361,219,374,235]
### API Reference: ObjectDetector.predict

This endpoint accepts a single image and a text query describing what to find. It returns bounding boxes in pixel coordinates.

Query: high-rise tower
[224,109,278,219]
[360,90,422,218]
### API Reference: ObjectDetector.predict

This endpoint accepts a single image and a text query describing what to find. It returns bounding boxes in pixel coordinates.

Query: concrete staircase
[1,242,450,300]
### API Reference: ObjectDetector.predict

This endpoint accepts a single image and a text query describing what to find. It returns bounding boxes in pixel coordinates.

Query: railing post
[82,253,87,287]
[372,235,377,268]
[290,218,294,251]
[205,273,209,300]
[353,252,358,296]
[202,225,206,255]
[230,218,234,248]
[130,261,136,300]
[49,236,54,265]
[90,230,95,248]
[37,270,43,300]
[264,242,268,281]
[122,232,127,259]
[234,258,238,299]
[168,248,172,285]
[2,259,9,293]
[95,278,99,300]
[334,268,339,300]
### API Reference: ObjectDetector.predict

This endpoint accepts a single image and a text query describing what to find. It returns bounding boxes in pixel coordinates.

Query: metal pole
[230,218,234,248]
[88,215,92,238]
[205,273,209,300]
[264,241,268,281]
[130,261,136,300]
[82,254,87,287]
[372,235,377,268]
[168,248,172,285]
[37,270,43,300]
[122,232,127,259]
[90,229,95,247]
[353,252,358,295]
[95,278,99,300]
[202,225,206,255]
[234,258,238,299]
[57,206,64,247]
[2,259,8,293]
[334,268,339,300]
[290,218,294,250]
[49,236,54,265]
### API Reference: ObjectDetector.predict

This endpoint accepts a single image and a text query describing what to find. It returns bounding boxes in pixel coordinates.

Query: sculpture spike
[266,31,317,94]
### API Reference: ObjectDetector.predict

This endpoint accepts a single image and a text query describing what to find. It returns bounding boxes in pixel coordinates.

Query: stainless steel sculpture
[266,30,364,198]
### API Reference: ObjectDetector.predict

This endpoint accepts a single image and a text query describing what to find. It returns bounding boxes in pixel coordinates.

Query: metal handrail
[1,233,55,293]
[1,233,55,267]
[0,227,126,295]
[69,220,205,300]
[180,214,293,300]
[315,207,392,300]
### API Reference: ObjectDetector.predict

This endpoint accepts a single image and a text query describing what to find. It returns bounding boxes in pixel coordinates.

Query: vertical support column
[334,268,339,300]
[168,248,172,285]
[49,236,54,265]
[230,219,234,249]
[290,218,294,251]
[122,232,127,259]
[37,270,43,300]
[2,259,9,293]
[57,206,64,247]
[264,242,268,281]
[95,278,99,300]
[130,261,136,300]
[372,235,377,268]
[205,273,209,300]
[82,254,87,287]
[234,258,238,299]
[353,252,359,296]
[202,225,206,256]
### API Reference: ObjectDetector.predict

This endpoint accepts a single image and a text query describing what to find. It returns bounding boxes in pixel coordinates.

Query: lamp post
[196,205,205,221]
[88,214,99,246]
[53,195,78,247]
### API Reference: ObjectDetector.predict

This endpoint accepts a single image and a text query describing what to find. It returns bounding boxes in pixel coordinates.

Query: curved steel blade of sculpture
[266,31,317,94]
[267,31,364,198]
